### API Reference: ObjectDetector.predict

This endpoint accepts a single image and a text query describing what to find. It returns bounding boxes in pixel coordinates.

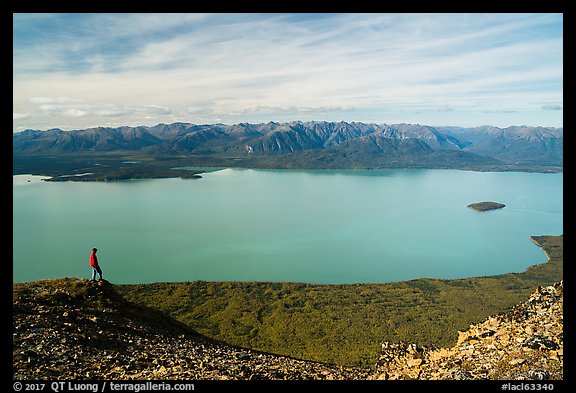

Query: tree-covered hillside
[118,235,562,368]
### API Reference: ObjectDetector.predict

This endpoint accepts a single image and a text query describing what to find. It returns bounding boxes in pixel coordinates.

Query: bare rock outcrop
[372,281,563,380]
[12,278,370,380]
[13,278,562,380]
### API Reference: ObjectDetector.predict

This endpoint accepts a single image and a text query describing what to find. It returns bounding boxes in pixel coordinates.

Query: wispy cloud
[13,13,563,130]
[542,104,562,110]
[28,97,172,118]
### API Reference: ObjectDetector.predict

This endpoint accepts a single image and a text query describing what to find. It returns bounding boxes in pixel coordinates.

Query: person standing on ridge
[90,247,103,281]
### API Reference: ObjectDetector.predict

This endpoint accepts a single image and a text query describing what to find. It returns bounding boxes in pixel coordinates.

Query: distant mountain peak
[13,121,562,169]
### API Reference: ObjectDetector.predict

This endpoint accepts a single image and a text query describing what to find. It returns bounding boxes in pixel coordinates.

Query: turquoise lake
[13,169,563,284]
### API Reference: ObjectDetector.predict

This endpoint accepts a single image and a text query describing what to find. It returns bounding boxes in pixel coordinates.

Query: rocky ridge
[372,281,563,380]
[13,278,563,380]
[12,278,370,380]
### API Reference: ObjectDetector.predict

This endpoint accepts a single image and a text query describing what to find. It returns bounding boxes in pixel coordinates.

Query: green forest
[118,235,562,368]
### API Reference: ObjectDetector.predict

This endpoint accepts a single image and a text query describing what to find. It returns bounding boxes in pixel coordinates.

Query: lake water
[13,169,563,284]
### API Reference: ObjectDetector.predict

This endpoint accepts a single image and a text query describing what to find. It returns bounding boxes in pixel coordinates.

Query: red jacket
[90,251,99,268]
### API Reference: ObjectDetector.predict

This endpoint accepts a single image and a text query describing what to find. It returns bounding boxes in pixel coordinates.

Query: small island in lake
[467,201,506,211]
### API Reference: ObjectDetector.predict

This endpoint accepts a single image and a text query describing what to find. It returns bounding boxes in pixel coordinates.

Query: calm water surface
[13,169,563,284]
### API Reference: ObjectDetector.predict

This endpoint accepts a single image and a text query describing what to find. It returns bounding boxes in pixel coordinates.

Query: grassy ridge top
[117,235,562,368]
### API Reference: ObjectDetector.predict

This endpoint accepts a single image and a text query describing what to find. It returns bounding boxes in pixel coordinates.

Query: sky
[12,13,563,131]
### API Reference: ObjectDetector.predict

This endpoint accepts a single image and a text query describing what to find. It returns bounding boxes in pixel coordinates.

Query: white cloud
[13,113,30,120]
[25,96,173,119]
[13,13,563,129]
[29,97,82,105]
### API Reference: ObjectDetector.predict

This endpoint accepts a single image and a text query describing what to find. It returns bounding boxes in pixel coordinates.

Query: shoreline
[112,235,562,367]
[529,235,551,263]
[14,235,562,287]
[13,165,564,184]
[15,235,562,367]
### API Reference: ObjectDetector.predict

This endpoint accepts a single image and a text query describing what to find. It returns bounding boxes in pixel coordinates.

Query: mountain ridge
[13,121,563,170]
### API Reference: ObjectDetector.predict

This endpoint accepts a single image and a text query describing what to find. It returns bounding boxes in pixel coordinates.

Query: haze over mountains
[13,121,563,170]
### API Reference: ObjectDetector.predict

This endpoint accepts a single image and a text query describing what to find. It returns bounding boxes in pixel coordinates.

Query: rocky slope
[13,277,562,380]
[372,281,563,380]
[12,278,370,380]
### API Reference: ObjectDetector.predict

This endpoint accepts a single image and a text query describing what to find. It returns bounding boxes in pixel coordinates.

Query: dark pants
[91,266,103,280]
